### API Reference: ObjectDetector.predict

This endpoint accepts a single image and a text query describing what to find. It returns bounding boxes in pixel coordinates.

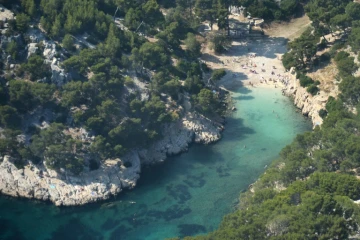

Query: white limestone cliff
[0,112,223,206]
[282,71,337,127]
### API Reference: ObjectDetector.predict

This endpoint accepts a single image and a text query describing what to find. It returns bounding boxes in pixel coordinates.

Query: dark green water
[0,87,311,240]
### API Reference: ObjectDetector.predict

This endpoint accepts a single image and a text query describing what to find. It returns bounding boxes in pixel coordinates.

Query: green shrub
[62,34,75,51]
[317,38,327,50]
[282,52,297,70]
[307,84,319,95]
[208,31,232,54]
[124,76,135,87]
[319,109,328,118]
[299,74,314,87]
[319,52,331,62]
[211,69,226,81]
[329,42,345,57]
[201,62,210,72]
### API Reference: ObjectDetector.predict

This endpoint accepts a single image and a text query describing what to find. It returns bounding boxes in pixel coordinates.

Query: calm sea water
[0,86,311,240]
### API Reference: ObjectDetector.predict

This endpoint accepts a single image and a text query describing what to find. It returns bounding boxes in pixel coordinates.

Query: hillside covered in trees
[0,0,239,175]
[181,0,360,239]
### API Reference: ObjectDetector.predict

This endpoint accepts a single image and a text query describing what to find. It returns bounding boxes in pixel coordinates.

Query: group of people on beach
[201,44,292,89]
[241,53,291,88]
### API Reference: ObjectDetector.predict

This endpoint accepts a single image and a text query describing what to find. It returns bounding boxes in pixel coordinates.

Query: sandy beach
[201,15,312,92]
[202,38,292,91]
[200,15,334,126]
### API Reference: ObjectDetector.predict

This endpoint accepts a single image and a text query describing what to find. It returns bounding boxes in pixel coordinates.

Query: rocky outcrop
[43,41,72,86]
[0,113,223,206]
[0,153,140,206]
[26,40,71,86]
[139,112,223,164]
[282,71,336,127]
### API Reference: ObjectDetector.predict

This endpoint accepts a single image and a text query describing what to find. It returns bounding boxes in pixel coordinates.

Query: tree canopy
[0,0,231,175]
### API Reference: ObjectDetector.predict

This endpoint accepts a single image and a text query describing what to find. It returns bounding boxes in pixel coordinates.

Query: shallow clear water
[0,87,311,240]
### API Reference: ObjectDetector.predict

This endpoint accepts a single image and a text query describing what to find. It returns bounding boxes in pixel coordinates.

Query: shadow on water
[49,218,103,240]
[0,219,27,240]
[178,224,207,237]
[222,117,256,143]
[233,95,255,101]
[235,86,252,94]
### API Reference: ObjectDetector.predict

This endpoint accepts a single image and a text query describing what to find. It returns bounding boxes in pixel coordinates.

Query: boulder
[27,43,38,58]
[50,63,70,86]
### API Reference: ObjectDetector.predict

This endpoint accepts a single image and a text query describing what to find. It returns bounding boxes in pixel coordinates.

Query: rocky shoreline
[0,112,224,206]
[282,69,335,128]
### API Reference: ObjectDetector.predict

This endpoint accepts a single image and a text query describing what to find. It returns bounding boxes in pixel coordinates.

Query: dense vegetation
[282,0,360,95]
[237,0,307,20]
[3,0,360,237]
[178,0,360,239]
[0,0,232,174]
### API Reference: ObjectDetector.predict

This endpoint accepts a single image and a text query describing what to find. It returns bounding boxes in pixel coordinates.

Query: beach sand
[202,38,291,91]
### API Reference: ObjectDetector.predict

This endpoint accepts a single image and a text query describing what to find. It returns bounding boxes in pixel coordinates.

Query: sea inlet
[0,86,311,240]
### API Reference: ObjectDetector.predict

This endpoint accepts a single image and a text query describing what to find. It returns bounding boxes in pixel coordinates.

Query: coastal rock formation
[139,112,223,164]
[282,72,336,127]
[0,113,223,206]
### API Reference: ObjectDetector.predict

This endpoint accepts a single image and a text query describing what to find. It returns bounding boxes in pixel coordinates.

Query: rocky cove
[0,110,225,206]
[0,83,311,240]
[0,72,326,207]
[0,12,329,238]
[0,35,334,207]
[1,24,230,206]
[282,67,336,127]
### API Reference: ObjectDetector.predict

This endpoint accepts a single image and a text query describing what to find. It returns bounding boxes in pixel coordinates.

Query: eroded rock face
[0,152,140,206]
[282,72,336,127]
[43,41,72,86]
[139,112,222,164]
[26,40,71,86]
[50,63,70,86]
[0,113,223,206]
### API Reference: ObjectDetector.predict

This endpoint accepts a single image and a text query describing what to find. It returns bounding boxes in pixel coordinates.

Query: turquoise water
[0,87,311,240]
